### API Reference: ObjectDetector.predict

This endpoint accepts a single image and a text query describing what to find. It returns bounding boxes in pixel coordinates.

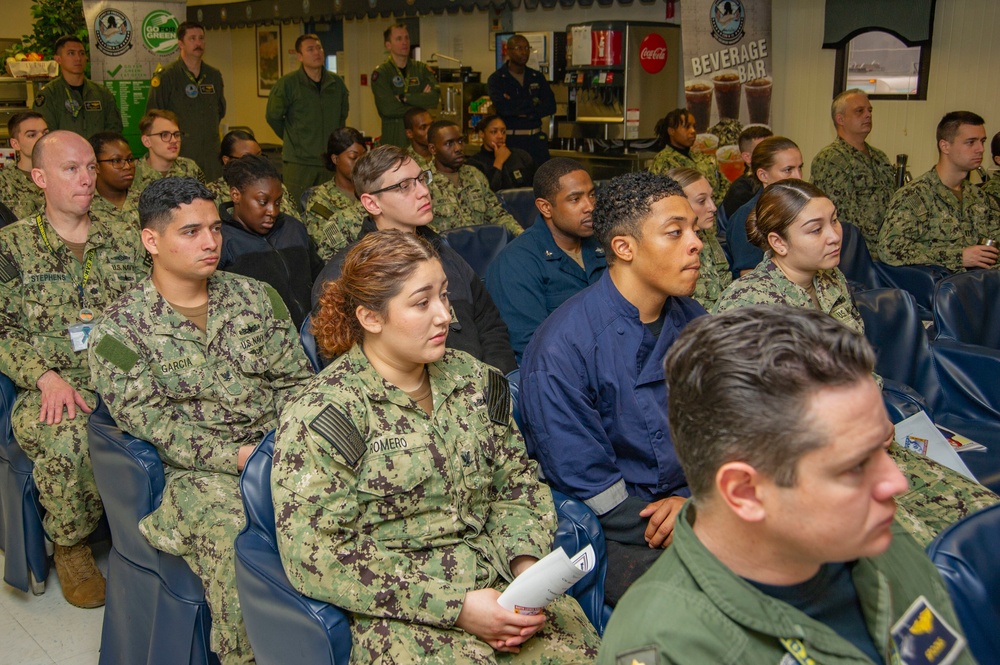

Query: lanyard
[35,214,95,309]
[183,64,204,85]
[780,637,903,665]
[64,86,81,118]
[388,58,409,95]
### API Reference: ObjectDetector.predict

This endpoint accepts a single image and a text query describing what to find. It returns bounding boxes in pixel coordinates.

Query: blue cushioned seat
[88,397,217,665]
[235,432,352,665]
[933,270,1000,349]
[926,503,1000,663]
[498,187,537,229]
[440,224,514,278]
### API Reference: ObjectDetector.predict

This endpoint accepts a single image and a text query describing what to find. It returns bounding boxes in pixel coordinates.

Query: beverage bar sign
[680,0,772,183]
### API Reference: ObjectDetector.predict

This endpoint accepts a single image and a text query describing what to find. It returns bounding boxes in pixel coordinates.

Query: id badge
[68,322,93,352]
[891,596,965,665]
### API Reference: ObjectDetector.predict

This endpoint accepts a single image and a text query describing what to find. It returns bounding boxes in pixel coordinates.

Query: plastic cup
[693,133,719,157]
[712,71,741,121]
[684,80,713,133]
[717,144,745,183]
[744,76,772,125]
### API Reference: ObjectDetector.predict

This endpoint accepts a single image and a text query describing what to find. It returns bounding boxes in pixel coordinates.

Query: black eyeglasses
[370,169,433,196]
[96,156,136,169]
[148,131,183,142]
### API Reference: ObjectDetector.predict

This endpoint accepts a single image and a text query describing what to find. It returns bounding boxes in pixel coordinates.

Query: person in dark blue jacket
[485,157,606,361]
[218,154,323,330]
[487,34,556,165]
[519,171,706,605]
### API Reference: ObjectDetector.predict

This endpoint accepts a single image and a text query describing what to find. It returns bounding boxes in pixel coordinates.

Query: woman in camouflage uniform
[714,179,999,548]
[666,167,732,311]
[272,230,599,664]
[301,127,369,261]
[649,108,728,204]
[206,129,297,214]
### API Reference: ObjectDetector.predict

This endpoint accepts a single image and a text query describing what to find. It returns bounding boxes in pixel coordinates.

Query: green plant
[5,0,87,59]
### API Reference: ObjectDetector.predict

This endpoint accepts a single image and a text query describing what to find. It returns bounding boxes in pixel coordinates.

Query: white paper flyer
[894,412,978,482]
[497,545,596,615]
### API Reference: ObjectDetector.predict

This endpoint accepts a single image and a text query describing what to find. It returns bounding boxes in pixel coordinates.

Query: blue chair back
[440,224,514,278]
[235,433,352,664]
[926,503,1000,664]
[299,313,325,373]
[838,221,880,291]
[933,270,1000,349]
[298,187,315,214]
[87,397,216,665]
[498,187,538,229]
[0,373,50,594]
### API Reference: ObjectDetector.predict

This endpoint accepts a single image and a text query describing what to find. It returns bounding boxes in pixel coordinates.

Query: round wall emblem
[94,9,133,57]
[638,33,668,74]
[709,0,746,46]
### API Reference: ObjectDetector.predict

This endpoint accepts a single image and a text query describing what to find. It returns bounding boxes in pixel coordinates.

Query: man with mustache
[88,176,314,664]
[146,21,227,181]
[519,171,705,605]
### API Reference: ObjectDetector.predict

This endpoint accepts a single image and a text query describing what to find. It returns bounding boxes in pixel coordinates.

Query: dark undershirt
[69,83,85,96]
[644,310,667,338]
[747,562,885,664]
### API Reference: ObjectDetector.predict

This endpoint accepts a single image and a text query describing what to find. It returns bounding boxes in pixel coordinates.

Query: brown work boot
[53,542,106,608]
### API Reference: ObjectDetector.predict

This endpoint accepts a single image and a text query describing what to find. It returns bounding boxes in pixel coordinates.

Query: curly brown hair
[312,230,439,358]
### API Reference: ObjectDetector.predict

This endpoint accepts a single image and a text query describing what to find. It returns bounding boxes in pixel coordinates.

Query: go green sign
[142,10,179,55]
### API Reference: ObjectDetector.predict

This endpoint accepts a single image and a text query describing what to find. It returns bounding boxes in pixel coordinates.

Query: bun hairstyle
[312,230,439,358]
[746,179,829,250]
[750,136,799,184]
[663,166,706,190]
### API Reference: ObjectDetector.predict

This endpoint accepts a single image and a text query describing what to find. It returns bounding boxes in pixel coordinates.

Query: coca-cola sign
[639,33,668,74]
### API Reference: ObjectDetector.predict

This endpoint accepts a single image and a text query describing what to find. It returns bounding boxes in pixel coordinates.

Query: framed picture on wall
[257,25,282,97]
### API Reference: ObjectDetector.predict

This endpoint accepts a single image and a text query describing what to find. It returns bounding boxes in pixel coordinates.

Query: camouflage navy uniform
[649,144,729,204]
[0,167,44,221]
[407,145,431,170]
[206,176,298,218]
[714,256,999,545]
[428,163,522,236]
[981,172,1000,203]
[88,272,314,663]
[0,213,146,546]
[89,191,141,236]
[691,229,731,311]
[877,167,1000,272]
[301,181,367,262]
[811,137,896,260]
[132,156,206,196]
[272,345,600,664]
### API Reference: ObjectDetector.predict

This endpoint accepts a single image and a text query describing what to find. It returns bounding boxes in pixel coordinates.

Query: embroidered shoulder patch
[309,405,366,467]
[94,335,139,373]
[0,252,20,283]
[264,285,290,321]
[485,369,510,425]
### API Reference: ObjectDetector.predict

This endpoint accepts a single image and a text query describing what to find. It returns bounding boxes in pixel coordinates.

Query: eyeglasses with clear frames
[148,131,183,142]
[369,169,433,196]
[96,156,137,170]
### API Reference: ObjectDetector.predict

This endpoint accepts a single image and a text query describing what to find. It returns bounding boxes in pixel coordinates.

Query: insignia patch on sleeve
[485,369,511,426]
[309,405,366,467]
[309,202,334,220]
[263,285,290,321]
[0,252,20,283]
[615,646,658,665]
[890,596,965,665]
[94,335,139,373]
[34,94,45,107]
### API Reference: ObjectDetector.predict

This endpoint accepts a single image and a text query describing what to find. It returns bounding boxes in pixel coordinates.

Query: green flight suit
[371,58,440,148]
[146,59,226,181]
[88,272,314,663]
[272,345,599,664]
[34,76,123,139]
[598,503,976,665]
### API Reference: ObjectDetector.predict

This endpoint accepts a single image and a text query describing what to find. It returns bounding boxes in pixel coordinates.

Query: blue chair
[88,397,218,665]
[498,187,538,229]
[298,187,316,214]
[926,503,1000,664]
[839,221,949,319]
[440,224,514,278]
[234,432,352,665]
[0,373,49,595]
[0,201,18,228]
[299,313,324,373]
[508,369,613,634]
[933,270,1000,349]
